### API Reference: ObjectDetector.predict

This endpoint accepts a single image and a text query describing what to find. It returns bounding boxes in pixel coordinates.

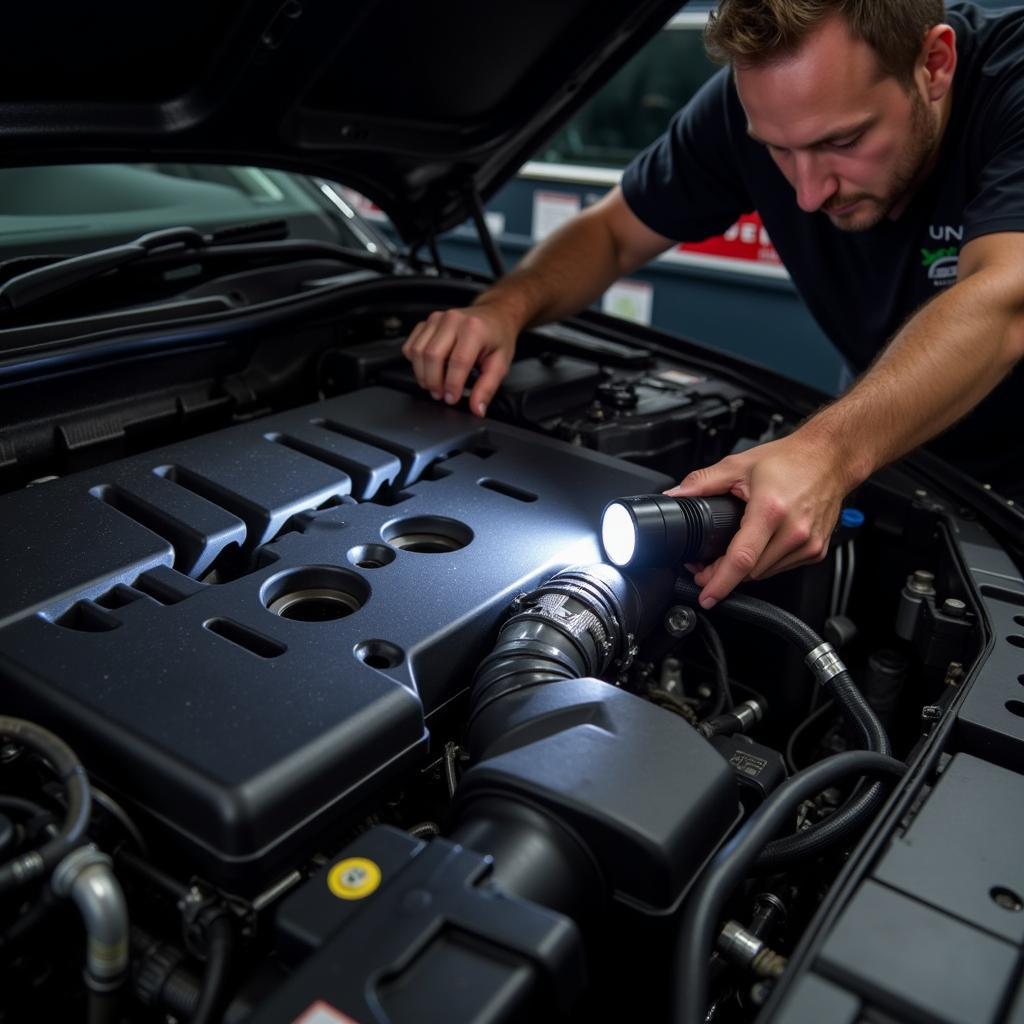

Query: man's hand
[666,433,852,608]
[400,188,677,418]
[402,302,518,417]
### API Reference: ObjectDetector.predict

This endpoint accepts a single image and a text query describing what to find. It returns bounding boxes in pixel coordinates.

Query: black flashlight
[600,494,745,568]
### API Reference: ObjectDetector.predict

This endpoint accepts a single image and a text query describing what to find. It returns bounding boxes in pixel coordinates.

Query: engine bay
[1,274,1022,1024]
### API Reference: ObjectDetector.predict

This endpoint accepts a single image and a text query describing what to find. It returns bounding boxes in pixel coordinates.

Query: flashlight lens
[601,502,637,566]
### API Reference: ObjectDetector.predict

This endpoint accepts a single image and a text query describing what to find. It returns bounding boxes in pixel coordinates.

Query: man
[402,1,1024,609]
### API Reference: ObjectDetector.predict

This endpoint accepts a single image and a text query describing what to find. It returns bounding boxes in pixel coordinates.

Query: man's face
[734,16,940,231]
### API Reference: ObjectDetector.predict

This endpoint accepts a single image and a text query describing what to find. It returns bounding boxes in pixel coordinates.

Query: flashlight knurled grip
[692,494,746,563]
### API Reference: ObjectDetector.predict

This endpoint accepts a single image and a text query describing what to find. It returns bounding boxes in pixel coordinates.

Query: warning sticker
[730,751,768,778]
[292,1000,363,1024]
[327,857,382,901]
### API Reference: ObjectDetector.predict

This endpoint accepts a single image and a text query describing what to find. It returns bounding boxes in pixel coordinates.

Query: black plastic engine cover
[0,387,669,886]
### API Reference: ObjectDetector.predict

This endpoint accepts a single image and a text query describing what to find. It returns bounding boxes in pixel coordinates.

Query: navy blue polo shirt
[622,2,1024,496]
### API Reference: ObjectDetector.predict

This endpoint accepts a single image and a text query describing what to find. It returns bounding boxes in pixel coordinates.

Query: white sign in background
[531,190,581,241]
[601,279,654,326]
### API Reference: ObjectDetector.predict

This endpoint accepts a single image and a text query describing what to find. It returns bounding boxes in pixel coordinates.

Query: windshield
[0,164,383,259]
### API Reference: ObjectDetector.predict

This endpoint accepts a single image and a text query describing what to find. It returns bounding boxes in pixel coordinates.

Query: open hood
[0,0,685,244]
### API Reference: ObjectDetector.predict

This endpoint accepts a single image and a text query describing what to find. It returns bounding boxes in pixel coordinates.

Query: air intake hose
[467,564,672,756]
[456,563,674,921]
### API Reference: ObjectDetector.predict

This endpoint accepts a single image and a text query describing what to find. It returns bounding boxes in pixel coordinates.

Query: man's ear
[919,23,957,101]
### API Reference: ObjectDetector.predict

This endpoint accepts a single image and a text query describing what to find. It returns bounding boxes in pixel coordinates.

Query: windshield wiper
[0,220,291,315]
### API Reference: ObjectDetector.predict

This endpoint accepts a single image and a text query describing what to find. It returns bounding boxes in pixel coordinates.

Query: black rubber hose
[0,717,91,893]
[697,613,732,717]
[674,578,820,649]
[672,579,893,867]
[190,914,235,1024]
[674,750,906,1024]
[87,988,122,1024]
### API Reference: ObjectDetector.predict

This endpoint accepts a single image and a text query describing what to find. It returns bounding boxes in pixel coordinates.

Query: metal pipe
[52,845,129,990]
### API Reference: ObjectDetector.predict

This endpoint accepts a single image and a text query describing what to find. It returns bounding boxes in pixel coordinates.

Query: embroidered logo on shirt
[921,245,959,286]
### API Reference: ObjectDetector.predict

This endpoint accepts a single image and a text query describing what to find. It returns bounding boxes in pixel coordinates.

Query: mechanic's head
[706,0,955,230]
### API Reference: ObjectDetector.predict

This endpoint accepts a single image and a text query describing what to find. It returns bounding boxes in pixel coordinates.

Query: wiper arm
[0,220,291,315]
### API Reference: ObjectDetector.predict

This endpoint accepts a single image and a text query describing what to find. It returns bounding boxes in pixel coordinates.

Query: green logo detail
[920,246,958,268]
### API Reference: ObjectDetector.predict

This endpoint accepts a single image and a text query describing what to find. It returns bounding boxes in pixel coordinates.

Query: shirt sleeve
[620,66,754,243]
[962,36,1024,242]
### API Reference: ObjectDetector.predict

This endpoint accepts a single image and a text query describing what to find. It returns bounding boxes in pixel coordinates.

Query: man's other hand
[401,303,518,417]
[666,435,849,608]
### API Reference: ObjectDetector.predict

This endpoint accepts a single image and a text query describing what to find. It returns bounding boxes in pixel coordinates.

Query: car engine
[0,273,1013,1024]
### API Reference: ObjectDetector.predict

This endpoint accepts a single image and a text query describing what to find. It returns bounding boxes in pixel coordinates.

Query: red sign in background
[679,212,781,265]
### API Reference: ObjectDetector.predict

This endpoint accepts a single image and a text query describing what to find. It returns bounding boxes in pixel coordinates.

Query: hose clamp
[51,845,111,896]
[805,642,845,685]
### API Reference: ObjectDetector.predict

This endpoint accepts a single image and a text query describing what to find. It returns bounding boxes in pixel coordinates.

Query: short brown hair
[705,0,946,84]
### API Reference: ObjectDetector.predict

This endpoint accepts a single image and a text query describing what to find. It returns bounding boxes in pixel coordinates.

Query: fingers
[673,435,845,605]
[469,348,511,418]
[664,455,748,501]
[435,311,482,399]
[402,311,451,397]
[695,505,778,609]
[401,307,513,414]
[439,330,482,410]
[752,533,830,579]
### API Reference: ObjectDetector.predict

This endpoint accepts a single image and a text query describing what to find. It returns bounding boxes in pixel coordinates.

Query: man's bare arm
[671,231,1024,607]
[402,186,675,416]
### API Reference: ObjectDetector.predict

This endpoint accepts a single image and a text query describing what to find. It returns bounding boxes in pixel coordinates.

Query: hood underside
[1,0,685,243]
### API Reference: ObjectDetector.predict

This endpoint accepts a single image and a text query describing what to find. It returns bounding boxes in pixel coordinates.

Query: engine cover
[0,387,669,886]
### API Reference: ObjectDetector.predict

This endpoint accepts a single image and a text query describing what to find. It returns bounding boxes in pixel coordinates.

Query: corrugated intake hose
[468,564,671,756]
[0,717,91,894]
[673,578,894,868]
[674,750,906,1024]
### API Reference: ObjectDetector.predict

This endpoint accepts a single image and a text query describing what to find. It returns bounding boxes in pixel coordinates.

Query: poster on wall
[601,279,654,325]
[661,212,785,275]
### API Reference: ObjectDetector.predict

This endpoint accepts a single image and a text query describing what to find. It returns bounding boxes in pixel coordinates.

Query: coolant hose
[674,750,906,1024]
[673,579,893,868]
[0,717,91,893]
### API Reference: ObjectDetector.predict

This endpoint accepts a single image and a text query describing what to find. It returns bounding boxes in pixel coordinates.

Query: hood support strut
[466,186,505,279]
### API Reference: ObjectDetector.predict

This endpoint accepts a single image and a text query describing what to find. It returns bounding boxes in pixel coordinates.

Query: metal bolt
[660,656,683,695]
[664,605,697,638]
[991,887,1023,912]
[942,598,967,617]
[751,948,788,979]
[907,570,936,595]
